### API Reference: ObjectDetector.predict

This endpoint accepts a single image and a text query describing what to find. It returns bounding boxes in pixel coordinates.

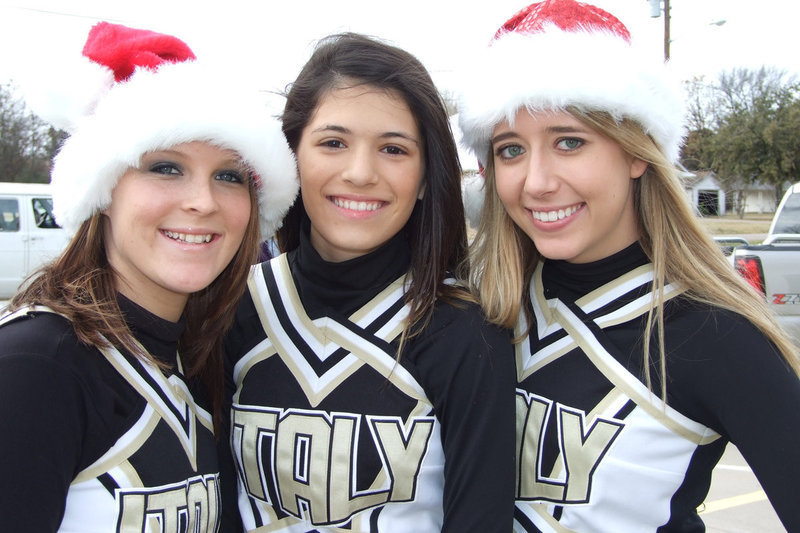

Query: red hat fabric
[458,0,686,165]
[42,22,298,237]
[82,22,196,82]
[496,0,630,42]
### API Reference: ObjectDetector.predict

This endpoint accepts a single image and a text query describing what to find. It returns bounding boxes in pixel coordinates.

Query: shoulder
[225,275,266,363]
[0,310,106,391]
[424,298,512,344]
[408,298,514,376]
[0,311,106,423]
[0,310,82,360]
[661,297,798,422]
[664,297,780,357]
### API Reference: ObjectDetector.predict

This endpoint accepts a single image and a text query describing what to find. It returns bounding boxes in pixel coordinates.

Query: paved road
[702,444,785,532]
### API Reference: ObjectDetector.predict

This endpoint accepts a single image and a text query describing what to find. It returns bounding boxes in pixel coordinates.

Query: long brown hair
[10,175,261,429]
[470,107,800,395]
[278,33,472,342]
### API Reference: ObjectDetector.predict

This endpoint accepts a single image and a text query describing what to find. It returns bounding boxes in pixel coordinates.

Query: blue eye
[496,144,525,160]
[149,162,181,175]
[216,171,246,184]
[557,138,583,150]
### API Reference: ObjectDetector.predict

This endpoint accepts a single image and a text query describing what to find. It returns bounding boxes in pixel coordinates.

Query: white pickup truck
[728,183,800,345]
[0,183,69,299]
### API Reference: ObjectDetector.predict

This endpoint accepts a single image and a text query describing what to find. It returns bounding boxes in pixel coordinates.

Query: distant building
[725,178,782,214]
[682,170,785,215]
[682,170,726,216]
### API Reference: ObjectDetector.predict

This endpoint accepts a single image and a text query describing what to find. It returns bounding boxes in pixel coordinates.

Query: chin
[169,275,220,296]
[534,242,579,262]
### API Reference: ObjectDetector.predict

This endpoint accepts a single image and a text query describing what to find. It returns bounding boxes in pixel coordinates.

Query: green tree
[682,67,800,217]
[0,81,63,183]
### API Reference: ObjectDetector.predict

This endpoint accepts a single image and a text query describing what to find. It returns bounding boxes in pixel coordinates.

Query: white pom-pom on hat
[22,55,114,133]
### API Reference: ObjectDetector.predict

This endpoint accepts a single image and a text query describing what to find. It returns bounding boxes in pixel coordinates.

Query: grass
[697,213,772,238]
[466,213,773,245]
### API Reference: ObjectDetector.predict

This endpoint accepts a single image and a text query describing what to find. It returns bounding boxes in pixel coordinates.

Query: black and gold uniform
[0,296,221,532]
[514,243,800,532]
[222,230,516,532]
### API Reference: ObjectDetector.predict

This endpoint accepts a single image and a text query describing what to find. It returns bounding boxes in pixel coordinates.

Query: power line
[0,4,125,23]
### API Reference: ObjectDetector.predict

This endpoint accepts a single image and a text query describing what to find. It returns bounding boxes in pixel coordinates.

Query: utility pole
[663,0,670,61]
[648,0,671,62]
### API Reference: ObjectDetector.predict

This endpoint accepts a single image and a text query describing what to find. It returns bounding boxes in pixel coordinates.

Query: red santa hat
[41,22,297,236]
[457,0,686,165]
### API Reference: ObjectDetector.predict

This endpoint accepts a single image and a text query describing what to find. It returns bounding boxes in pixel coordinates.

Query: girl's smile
[492,109,647,264]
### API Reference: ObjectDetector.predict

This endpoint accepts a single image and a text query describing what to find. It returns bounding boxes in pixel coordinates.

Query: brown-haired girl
[0,22,296,531]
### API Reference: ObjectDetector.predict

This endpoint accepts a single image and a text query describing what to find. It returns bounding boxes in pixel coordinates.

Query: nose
[183,175,220,214]
[341,145,378,186]
[522,149,558,198]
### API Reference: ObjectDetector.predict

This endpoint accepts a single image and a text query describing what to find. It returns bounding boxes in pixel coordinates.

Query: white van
[0,183,70,298]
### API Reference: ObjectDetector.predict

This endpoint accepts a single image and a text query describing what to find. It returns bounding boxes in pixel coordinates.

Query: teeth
[164,230,213,243]
[532,205,580,222]
[333,197,382,211]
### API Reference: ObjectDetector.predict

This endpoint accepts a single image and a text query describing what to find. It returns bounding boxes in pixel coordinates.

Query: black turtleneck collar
[287,217,411,319]
[117,293,185,368]
[541,242,649,303]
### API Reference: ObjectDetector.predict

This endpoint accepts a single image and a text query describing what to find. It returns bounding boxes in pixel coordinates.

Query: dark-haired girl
[222,33,515,533]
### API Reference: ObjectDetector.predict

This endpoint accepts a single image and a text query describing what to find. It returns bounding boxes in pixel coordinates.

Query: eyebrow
[491,125,590,145]
[141,148,246,169]
[490,131,519,145]
[312,124,419,145]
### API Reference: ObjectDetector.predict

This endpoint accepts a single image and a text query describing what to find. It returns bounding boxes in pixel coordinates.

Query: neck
[116,283,186,323]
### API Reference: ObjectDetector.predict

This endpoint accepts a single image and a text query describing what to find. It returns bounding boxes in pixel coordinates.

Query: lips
[331,197,384,212]
[163,230,214,244]
[530,203,583,222]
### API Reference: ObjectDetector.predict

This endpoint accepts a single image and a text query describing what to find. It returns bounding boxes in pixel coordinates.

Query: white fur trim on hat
[457,23,686,164]
[22,56,114,133]
[50,60,297,236]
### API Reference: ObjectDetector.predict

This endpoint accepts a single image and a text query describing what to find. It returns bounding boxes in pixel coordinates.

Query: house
[725,179,782,214]
[682,170,726,216]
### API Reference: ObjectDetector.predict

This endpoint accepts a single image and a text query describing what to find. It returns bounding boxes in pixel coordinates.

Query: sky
[1,0,798,172]
[1,0,798,98]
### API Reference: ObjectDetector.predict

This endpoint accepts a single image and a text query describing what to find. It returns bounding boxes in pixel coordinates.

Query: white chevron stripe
[553,302,720,445]
[98,342,212,469]
[576,264,655,314]
[4,306,210,470]
[246,257,426,407]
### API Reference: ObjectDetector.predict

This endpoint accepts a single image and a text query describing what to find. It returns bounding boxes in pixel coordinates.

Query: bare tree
[0,81,63,183]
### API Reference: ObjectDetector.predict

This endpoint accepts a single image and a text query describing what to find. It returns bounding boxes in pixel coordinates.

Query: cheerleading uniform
[222,229,516,532]
[0,296,221,532]
[513,243,800,532]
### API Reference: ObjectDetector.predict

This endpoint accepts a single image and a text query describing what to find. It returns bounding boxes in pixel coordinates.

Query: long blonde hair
[469,107,800,395]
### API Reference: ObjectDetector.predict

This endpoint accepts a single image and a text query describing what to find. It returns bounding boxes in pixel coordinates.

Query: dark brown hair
[277,33,472,339]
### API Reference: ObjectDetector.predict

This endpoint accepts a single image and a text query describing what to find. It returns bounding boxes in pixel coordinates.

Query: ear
[630,158,648,179]
[417,180,426,200]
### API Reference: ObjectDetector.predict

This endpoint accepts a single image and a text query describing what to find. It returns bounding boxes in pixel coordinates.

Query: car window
[773,192,800,234]
[0,198,20,232]
[31,197,61,229]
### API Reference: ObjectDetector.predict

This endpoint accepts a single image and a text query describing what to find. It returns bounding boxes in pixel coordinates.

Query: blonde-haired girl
[459,0,800,530]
